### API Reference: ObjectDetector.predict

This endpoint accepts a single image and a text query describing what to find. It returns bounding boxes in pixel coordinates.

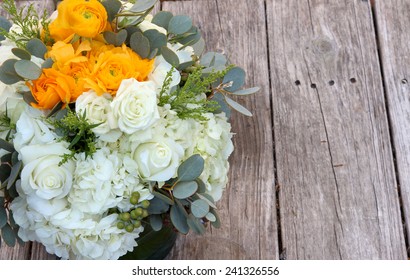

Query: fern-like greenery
[158,67,232,121]
[0,0,52,48]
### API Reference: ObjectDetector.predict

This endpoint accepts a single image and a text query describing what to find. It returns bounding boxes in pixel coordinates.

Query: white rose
[18,142,74,200]
[132,136,184,182]
[149,60,181,94]
[75,91,121,142]
[111,78,160,134]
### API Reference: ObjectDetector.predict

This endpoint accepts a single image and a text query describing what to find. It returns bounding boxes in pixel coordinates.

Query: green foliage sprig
[48,110,101,165]
[0,0,52,48]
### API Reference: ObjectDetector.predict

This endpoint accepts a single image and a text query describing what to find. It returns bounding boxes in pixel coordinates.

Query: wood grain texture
[0,0,55,18]
[374,0,410,255]
[163,0,277,259]
[266,0,407,259]
[0,241,30,260]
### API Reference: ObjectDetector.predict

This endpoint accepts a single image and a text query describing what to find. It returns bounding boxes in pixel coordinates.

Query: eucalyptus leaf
[103,29,127,47]
[101,0,122,22]
[173,181,198,199]
[192,37,206,56]
[161,46,179,67]
[152,190,174,205]
[0,138,14,152]
[177,154,204,182]
[0,59,23,84]
[0,16,12,41]
[170,204,189,234]
[23,91,37,106]
[0,207,7,229]
[7,161,21,190]
[130,31,150,58]
[205,212,216,222]
[210,208,221,228]
[46,101,64,118]
[201,65,227,74]
[143,29,167,50]
[211,92,231,118]
[130,0,158,13]
[233,87,260,96]
[148,48,158,59]
[177,26,201,46]
[26,38,47,59]
[150,215,163,231]
[196,193,217,209]
[8,183,18,198]
[41,58,54,69]
[147,197,169,214]
[8,210,16,229]
[223,67,246,92]
[12,48,31,60]
[168,15,193,35]
[190,199,209,218]
[187,214,206,234]
[196,178,206,193]
[200,52,228,68]
[225,96,253,117]
[14,60,42,80]
[152,11,173,29]
[0,165,11,183]
[11,151,18,166]
[1,224,16,247]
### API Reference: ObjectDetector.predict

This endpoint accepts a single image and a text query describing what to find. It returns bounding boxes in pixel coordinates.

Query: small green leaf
[148,48,158,59]
[7,161,21,190]
[0,16,12,41]
[223,67,246,92]
[225,96,252,117]
[192,37,205,56]
[190,199,209,218]
[161,46,179,67]
[8,210,17,229]
[201,65,227,74]
[196,178,206,193]
[152,11,173,29]
[0,207,7,228]
[173,181,198,199]
[23,91,37,106]
[152,190,174,205]
[210,208,221,228]
[12,48,31,60]
[187,214,206,234]
[103,29,127,47]
[168,15,193,35]
[148,197,169,214]
[14,60,42,80]
[11,151,19,166]
[177,26,201,46]
[233,87,260,95]
[130,0,158,13]
[205,212,216,222]
[150,215,163,231]
[130,31,150,58]
[8,183,18,198]
[1,224,16,247]
[41,58,54,69]
[0,59,23,84]
[170,204,189,234]
[177,60,194,71]
[26,38,47,59]
[101,0,122,22]
[177,154,204,181]
[196,193,217,209]
[212,92,231,118]
[143,29,167,50]
[0,138,14,152]
[200,52,227,68]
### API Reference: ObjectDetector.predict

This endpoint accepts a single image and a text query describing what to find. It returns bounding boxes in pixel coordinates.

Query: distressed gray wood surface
[163,0,277,260]
[374,0,410,255]
[266,0,406,259]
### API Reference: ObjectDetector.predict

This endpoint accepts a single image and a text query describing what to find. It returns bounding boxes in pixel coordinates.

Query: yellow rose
[49,0,108,41]
[84,44,155,95]
[28,68,82,110]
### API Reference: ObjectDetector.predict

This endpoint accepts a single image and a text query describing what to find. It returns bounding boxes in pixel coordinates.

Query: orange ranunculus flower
[28,68,82,110]
[84,44,155,95]
[49,0,108,41]
[46,40,91,72]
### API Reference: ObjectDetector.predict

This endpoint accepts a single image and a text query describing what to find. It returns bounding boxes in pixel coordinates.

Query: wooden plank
[266,0,407,259]
[163,0,277,259]
[374,0,410,255]
[0,0,55,18]
[0,241,31,260]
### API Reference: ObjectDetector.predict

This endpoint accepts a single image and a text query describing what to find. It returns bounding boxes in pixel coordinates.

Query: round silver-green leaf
[103,29,127,47]
[205,212,216,222]
[1,224,16,246]
[42,58,54,69]
[101,0,122,22]
[148,197,170,214]
[152,11,173,29]
[187,214,206,234]
[26,38,47,59]
[169,15,193,35]
[12,48,31,60]
[233,87,260,96]
[150,214,163,231]
[130,0,158,13]
[14,60,42,80]
[173,181,198,199]
[0,207,7,228]
[225,96,253,117]
[177,154,204,181]
[170,204,189,234]
[0,16,12,41]
[0,59,23,84]
[190,199,209,218]
[130,31,150,58]
[178,27,201,45]
[210,208,221,228]
[143,29,167,50]
[223,67,246,92]
[161,46,179,67]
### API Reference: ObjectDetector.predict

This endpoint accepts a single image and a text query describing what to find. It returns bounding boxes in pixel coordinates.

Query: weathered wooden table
[1,0,409,260]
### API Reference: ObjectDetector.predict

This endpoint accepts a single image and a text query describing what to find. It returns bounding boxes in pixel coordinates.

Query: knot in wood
[312,38,335,55]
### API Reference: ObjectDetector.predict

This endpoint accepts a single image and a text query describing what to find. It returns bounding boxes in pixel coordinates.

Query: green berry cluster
[117,192,150,233]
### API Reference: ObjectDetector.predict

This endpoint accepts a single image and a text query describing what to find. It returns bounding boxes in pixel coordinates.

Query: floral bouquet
[0,0,258,259]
